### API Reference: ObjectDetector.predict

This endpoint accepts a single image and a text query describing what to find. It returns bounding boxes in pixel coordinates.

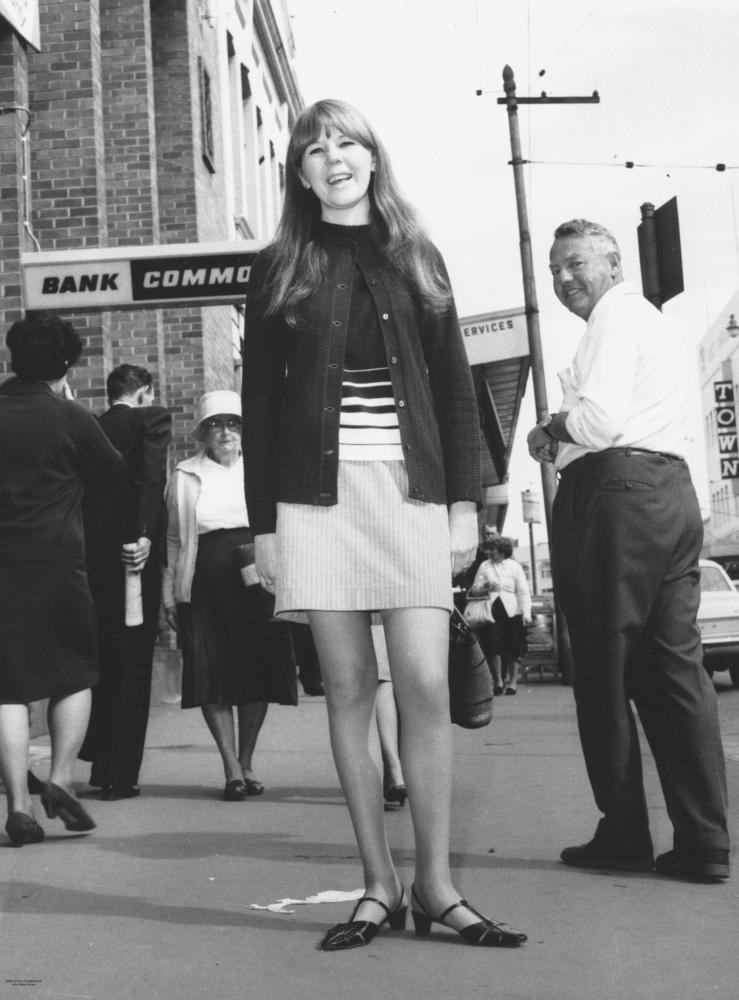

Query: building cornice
[253,0,303,124]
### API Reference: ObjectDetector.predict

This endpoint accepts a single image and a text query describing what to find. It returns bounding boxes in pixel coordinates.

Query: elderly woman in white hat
[162,390,296,800]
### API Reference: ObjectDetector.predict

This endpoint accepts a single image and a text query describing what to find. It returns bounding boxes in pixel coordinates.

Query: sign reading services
[459,308,528,366]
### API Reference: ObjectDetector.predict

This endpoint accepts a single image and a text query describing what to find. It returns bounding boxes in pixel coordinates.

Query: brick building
[0,0,302,459]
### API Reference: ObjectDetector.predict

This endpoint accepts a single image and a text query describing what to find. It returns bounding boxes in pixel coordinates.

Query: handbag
[463,593,494,626]
[448,608,493,729]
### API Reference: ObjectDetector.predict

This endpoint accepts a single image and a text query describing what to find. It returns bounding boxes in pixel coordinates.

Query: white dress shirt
[556,281,690,471]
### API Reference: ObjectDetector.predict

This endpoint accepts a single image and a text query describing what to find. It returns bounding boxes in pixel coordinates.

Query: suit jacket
[83,403,172,567]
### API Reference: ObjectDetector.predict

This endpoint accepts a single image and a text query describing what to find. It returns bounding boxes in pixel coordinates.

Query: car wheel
[729,664,739,688]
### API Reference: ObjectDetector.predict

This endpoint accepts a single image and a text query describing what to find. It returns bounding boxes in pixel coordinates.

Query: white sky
[287,0,739,543]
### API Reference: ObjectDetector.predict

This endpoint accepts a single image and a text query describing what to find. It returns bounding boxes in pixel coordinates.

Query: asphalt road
[2,670,738,1000]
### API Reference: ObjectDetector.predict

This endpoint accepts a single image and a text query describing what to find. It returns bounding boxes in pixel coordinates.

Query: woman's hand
[255,532,277,594]
[449,501,478,578]
[164,605,178,632]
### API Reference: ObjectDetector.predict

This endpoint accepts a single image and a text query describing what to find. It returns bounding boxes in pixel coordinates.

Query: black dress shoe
[493,685,504,696]
[243,778,264,796]
[223,780,249,801]
[40,782,96,832]
[5,812,45,847]
[101,785,141,801]
[656,848,730,882]
[560,839,654,872]
[321,891,407,951]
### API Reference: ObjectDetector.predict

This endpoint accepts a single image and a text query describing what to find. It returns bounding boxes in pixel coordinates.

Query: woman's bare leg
[237,701,268,778]
[201,704,241,783]
[0,704,33,816]
[309,610,402,922]
[382,607,484,932]
[47,689,91,791]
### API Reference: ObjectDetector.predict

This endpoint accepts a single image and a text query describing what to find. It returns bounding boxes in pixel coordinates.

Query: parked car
[698,558,739,686]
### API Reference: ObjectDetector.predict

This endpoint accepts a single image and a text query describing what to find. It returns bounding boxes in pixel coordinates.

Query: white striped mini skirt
[274,460,453,623]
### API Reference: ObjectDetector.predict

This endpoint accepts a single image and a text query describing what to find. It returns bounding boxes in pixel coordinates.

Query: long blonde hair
[260,99,452,326]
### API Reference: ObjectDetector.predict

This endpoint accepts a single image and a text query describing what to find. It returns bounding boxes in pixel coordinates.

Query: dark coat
[243,229,481,535]
[83,404,172,566]
[0,379,126,557]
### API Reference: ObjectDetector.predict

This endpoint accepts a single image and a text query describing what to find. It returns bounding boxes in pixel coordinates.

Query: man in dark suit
[80,364,172,800]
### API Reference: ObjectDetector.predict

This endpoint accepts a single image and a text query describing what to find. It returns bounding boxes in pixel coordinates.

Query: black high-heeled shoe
[40,782,96,832]
[410,885,526,947]
[5,812,45,847]
[320,890,407,951]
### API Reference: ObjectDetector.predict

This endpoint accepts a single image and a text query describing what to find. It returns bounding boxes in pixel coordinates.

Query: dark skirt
[178,528,297,709]
[0,552,98,703]
[477,613,528,662]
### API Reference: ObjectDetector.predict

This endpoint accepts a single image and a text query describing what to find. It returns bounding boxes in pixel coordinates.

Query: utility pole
[497,65,599,684]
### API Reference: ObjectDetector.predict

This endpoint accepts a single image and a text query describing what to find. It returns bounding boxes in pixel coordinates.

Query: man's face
[549,235,620,320]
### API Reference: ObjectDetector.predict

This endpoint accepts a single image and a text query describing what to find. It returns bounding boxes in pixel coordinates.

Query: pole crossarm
[497,93,599,105]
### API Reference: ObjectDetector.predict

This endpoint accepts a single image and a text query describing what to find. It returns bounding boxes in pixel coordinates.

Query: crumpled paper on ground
[249,888,364,914]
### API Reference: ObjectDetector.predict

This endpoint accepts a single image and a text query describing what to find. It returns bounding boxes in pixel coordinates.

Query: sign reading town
[21,241,265,311]
[715,381,739,478]
[459,307,528,366]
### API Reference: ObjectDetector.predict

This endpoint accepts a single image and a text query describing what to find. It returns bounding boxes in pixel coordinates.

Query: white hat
[192,390,242,434]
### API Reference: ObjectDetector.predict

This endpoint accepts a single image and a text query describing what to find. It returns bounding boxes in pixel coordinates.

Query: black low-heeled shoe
[243,778,264,796]
[5,812,45,847]
[40,782,96,832]
[410,885,526,947]
[321,890,408,951]
[223,780,249,801]
[383,776,407,807]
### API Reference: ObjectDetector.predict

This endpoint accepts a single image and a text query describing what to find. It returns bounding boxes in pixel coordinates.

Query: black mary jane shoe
[223,779,249,801]
[243,778,264,796]
[410,886,526,947]
[5,812,45,847]
[321,891,408,951]
[40,782,96,832]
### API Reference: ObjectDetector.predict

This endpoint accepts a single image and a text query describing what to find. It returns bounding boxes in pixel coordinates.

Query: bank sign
[21,241,265,311]
[715,381,739,479]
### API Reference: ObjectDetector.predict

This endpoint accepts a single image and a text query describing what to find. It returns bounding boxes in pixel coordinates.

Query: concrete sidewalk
[2,674,738,1000]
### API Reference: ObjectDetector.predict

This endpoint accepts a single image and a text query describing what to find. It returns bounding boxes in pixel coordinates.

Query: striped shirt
[340,366,403,461]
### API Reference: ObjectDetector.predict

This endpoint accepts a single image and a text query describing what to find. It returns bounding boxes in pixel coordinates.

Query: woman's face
[201,414,242,465]
[487,546,504,564]
[299,123,375,225]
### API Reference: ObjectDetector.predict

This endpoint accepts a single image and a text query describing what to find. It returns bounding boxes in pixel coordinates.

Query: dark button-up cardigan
[242,228,481,535]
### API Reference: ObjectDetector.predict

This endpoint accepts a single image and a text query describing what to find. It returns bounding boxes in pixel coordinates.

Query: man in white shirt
[527,219,729,882]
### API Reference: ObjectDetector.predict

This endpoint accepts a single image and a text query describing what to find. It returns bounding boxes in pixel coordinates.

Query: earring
[302,180,311,190]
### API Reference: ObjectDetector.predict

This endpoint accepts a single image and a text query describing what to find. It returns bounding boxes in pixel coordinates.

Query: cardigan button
[332,320,342,327]
[381,312,389,320]
[337,282,347,289]
[398,400,406,408]
[389,356,398,364]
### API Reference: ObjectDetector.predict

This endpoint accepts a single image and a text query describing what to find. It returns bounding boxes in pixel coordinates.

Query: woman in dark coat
[0,314,126,846]
[243,99,526,952]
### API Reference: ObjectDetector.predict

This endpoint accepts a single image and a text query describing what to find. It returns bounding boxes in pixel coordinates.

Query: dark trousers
[552,449,729,854]
[79,559,160,787]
